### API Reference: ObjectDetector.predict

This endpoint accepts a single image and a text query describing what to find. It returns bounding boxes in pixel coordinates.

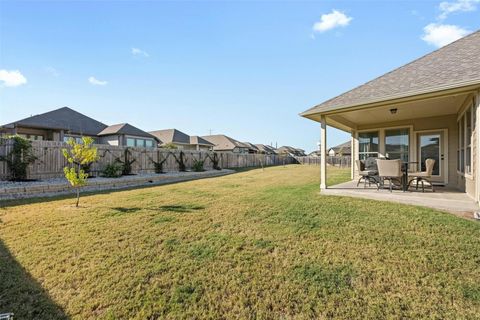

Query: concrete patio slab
[323,180,479,215]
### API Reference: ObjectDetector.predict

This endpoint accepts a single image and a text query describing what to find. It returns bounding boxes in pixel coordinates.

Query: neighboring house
[0,106,108,142]
[98,123,158,147]
[255,144,277,154]
[300,30,480,201]
[308,150,321,157]
[189,136,216,151]
[328,141,352,156]
[277,146,306,157]
[242,142,260,154]
[149,129,214,151]
[0,106,160,148]
[201,135,250,153]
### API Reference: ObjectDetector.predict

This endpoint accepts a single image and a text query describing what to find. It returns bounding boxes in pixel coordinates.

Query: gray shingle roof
[98,123,157,140]
[329,141,351,154]
[149,129,191,145]
[301,30,480,116]
[1,106,108,135]
[242,142,259,151]
[201,135,248,151]
[190,135,215,146]
[254,144,277,154]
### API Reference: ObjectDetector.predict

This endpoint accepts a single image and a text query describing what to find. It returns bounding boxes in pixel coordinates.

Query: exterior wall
[100,135,121,146]
[356,114,459,189]
[10,127,55,140]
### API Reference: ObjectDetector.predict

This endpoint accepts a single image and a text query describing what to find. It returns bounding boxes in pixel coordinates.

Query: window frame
[457,99,475,178]
[358,131,380,160]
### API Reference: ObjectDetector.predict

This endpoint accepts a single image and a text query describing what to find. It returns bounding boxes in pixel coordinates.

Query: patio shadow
[0,240,68,319]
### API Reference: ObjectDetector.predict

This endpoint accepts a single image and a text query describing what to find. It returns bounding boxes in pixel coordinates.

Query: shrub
[62,137,98,207]
[172,151,186,172]
[151,151,169,174]
[192,159,204,172]
[115,148,136,175]
[162,142,178,149]
[102,163,123,178]
[0,135,37,181]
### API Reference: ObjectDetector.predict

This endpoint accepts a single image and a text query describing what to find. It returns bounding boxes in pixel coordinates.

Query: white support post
[320,115,327,190]
[476,91,480,203]
[351,130,357,180]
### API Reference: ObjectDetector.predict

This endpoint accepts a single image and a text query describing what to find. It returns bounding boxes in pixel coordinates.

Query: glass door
[417,131,445,184]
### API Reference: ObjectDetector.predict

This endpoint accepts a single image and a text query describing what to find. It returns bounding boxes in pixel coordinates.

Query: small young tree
[62,137,98,207]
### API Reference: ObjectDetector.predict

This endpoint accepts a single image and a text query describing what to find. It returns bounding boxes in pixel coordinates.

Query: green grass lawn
[1,165,479,319]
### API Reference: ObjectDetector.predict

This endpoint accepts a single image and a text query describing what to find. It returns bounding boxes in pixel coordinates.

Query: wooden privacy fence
[0,140,296,180]
[295,156,351,168]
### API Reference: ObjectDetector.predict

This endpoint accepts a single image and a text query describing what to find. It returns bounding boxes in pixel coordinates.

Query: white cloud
[421,23,470,47]
[44,66,60,77]
[131,47,149,57]
[88,76,108,86]
[438,0,479,19]
[0,69,27,87]
[313,10,352,33]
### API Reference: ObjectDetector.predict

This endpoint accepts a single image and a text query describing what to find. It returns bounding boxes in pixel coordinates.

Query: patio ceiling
[324,91,472,132]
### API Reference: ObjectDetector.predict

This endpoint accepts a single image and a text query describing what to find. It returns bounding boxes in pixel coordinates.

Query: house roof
[242,142,259,151]
[254,144,277,154]
[201,135,248,150]
[98,123,157,140]
[1,106,108,135]
[328,141,351,154]
[149,129,191,145]
[277,146,306,156]
[189,135,215,146]
[301,30,480,117]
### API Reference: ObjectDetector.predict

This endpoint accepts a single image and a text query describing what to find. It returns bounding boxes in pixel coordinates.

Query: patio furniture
[356,159,379,188]
[408,159,435,192]
[401,161,418,192]
[376,159,403,192]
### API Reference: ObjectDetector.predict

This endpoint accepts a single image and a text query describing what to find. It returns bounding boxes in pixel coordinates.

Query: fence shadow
[0,240,69,319]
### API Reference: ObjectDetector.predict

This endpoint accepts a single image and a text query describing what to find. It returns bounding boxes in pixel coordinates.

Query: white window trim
[457,99,475,179]
[357,125,414,161]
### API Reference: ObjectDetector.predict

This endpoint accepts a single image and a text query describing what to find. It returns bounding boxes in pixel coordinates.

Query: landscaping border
[0,169,234,201]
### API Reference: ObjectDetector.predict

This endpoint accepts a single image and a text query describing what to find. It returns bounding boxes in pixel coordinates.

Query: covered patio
[301,30,480,215]
[323,179,478,215]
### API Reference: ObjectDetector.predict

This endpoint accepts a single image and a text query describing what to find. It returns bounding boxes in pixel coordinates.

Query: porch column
[351,130,357,179]
[320,115,327,190]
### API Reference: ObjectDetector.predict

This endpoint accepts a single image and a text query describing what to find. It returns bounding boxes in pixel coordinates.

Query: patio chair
[408,158,435,192]
[356,159,378,188]
[376,159,403,192]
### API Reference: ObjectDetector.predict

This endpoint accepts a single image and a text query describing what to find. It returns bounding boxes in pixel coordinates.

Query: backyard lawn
[1,165,479,319]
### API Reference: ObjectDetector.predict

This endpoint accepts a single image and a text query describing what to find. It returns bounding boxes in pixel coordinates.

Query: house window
[20,134,43,141]
[127,138,135,147]
[145,140,154,148]
[137,139,146,147]
[466,108,472,174]
[358,131,379,160]
[385,128,409,162]
[458,102,475,175]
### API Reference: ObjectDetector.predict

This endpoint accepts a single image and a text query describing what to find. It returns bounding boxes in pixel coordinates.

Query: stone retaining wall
[0,169,234,201]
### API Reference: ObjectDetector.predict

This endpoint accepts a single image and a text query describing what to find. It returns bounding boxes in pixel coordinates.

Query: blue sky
[1,0,479,152]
